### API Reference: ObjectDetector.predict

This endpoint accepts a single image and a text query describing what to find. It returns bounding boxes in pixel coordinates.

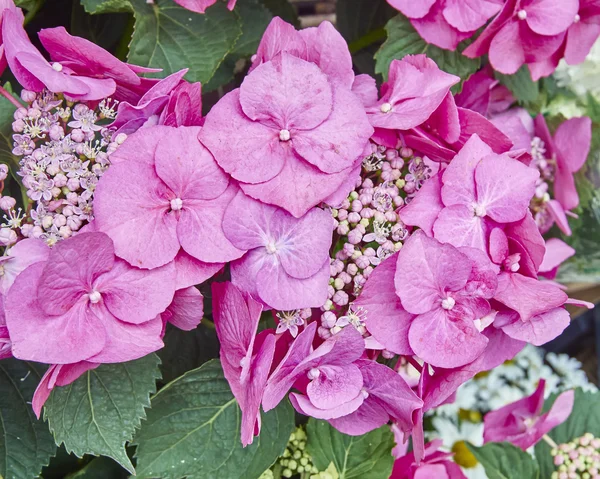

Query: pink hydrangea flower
[112,70,202,134]
[212,281,276,447]
[0,237,49,294]
[94,126,243,269]
[199,52,372,218]
[534,115,592,211]
[5,232,175,364]
[292,359,423,437]
[222,192,332,310]
[401,135,539,252]
[538,238,575,280]
[366,55,459,131]
[483,379,574,449]
[564,0,600,64]
[2,10,117,100]
[387,0,503,50]
[394,231,499,368]
[464,0,579,75]
[173,0,236,14]
[37,26,161,104]
[391,439,467,479]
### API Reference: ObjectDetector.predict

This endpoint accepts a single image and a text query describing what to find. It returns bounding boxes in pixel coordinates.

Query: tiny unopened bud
[0,228,17,246]
[0,196,16,211]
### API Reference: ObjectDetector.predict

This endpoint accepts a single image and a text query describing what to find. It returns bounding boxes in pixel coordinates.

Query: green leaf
[535,389,600,478]
[306,418,395,479]
[0,358,56,479]
[80,0,133,14]
[133,359,295,479]
[587,92,600,124]
[260,0,298,27]
[64,457,128,479]
[468,442,540,479]
[127,0,242,86]
[375,14,480,89]
[44,354,161,474]
[495,66,540,104]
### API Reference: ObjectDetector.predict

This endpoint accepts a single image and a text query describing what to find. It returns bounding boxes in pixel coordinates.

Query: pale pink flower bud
[66,178,79,191]
[355,255,370,269]
[385,149,398,161]
[321,311,337,328]
[337,222,349,235]
[20,224,34,237]
[53,173,67,187]
[42,215,53,229]
[32,149,45,160]
[0,196,16,211]
[318,326,332,339]
[332,290,349,306]
[382,349,395,359]
[66,192,78,204]
[351,199,362,212]
[327,285,335,298]
[20,90,36,103]
[58,226,72,238]
[49,124,64,141]
[71,129,85,143]
[347,228,363,244]
[361,208,374,219]
[391,158,405,169]
[363,266,374,278]
[362,178,374,188]
[340,198,351,210]
[393,195,404,207]
[337,208,348,221]
[14,108,27,120]
[374,211,386,223]
[53,214,67,227]
[343,243,355,256]
[0,228,17,246]
[338,272,352,284]
[51,187,61,197]
[12,119,24,132]
[385,211,397,222]
[400,147,413,158]
[347,263,358,275]
[115,133,128,145]
[299,308,312,320]
[31,226,44,238]
[333,277,345,290]
[348,212,361,224]
[67,216,82,231]
[332,259,344,274]
[0,164,8,181]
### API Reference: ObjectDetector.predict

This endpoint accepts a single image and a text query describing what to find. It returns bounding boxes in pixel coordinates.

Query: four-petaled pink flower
[401,134,539,253]
[5,232,175,364]
[483,379,574,450]
[199,51,372,218]
[212,281,276,446]
[94,126,243,269]
[222,192,333,310]
[387,0,503,50]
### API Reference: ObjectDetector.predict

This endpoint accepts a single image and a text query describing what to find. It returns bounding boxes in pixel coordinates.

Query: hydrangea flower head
[5,232,175,364]
[483,379,574,449]
[94,126,243,269]
[222,192,333,310]
[199,52,372,218]
[212,281,276,446]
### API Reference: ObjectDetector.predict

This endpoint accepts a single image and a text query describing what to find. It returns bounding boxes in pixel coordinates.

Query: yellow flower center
[451,441,479,469]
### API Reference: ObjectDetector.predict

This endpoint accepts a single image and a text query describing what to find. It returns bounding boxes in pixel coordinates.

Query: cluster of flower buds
[267,427,320,478]
[0,162,21,247]
[317,142,432,341]
[529,136,559,233]
[12,89,123,245]
[551,433,600,479]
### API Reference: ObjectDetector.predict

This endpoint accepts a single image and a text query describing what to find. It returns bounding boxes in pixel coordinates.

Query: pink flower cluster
[0,2,588,463]
[388,0,600,79]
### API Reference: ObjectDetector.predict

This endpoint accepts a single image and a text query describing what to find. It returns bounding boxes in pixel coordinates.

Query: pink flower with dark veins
[199,52,372,218]
[222,191,333,311]
[212,281,276,447]
[5,232,175,365]
[483,379,574,450]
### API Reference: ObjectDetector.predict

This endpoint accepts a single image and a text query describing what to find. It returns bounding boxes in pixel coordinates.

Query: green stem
[543,434,558,449]
[348,28,387,54]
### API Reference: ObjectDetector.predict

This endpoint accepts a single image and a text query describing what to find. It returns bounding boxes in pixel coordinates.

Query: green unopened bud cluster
[551,433,600,479]
[278,427,319,477]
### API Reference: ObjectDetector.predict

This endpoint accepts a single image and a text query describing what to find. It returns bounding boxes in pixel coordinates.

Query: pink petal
[443,0,503,32]
[433,204,490,252]
[547,199,572,236]
[6,263,106,364]
[463,0,519,58]
[230,249,264,302]
[198,90,290,184]
[172,0,217,14]
[494,272,568,321]
[386,0,435,18]
[154,126,229,201]
[252,17,307,72]
[355,254,414,355]
[538,389,575,434]
[174,250,223,289]
[107,125,171,165]
[257,258,330,310]
[490,108,535,151]
[395,231,472,315]
[240,52,332,131]
[164,286,203,331]
[565,21,600,64]
[409,308,488,368]
[489,227,509,264]
[177,183,246,263]
[539,238,575,275]
[426,93,461,144]
[454,108,514,154]
[554,116,592,173]
[442,134,492,207]
[86,304,164,363]
[554,163,580,211]
[0,238,49,294]
[504,211,546,275]
[95,258,176,324]
[489,21,526,74]
[293,85,372,174]
[328,398,391,436]
[500,307,570,345]
[398,173,444,236]
[352,74,378,108]
[38,232,114,316]
[306,363,363,409]
[410,3,472,50]
[94,160,179,269]
[290,391,364,420]
[475,153,539,223]
[524,0,579,36]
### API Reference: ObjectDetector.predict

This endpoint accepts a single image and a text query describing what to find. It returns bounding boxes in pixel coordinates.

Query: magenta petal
[395,231,472,315]
[501,307,570,345]
[252,17,307,71]
[409,309,488,368]
[239,53,332,130]
[95,258,175,324]
[355,254,415,355]
[306,363,363,409]
[38,232,114,316]
[386,0,435,18]
[399,173,443,236]
[410,4,472,50]
[292,86,372,174]
[548,199,572,236]
[489,22,526,74]
[177,183,245,263]
[489,227,509,264]
[174,250,222,290]
[433,204,490,252]
[290,392,364,420]
[328,398,391,436]
[426,93,460,144]
[541,389,575,434]
[154,126,229,201]
[86,305,163,363]
[504,211,546,275]
[164,286,203,331]
[198,90,289,185]
[454,108,514,154]
[539,238,575,275]
[94,160,179,269]
[475,154,539,223]
[524,0,579,36]
[352,74,378,108]
[565,21,600,64]
[0,238,49,294]
[257,259,329,310]
[443,0,503,32]
[6,263,106,364]
[554,116,592,173]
